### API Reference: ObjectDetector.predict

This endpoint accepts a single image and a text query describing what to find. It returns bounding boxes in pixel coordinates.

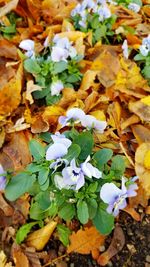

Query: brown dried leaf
[0,193,14,216]
[131,124,150,144]
[0,39,18,60]
[0,63,23,116]
[129,101,150,122]
[67,226,105,254]
[13,249,29,267]
[0,132,31,171]
[97,226,125,266]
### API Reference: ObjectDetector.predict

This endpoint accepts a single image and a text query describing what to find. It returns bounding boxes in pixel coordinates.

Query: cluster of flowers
[19,36,80,97]
[71,0,112,28]
[45,108,137,216]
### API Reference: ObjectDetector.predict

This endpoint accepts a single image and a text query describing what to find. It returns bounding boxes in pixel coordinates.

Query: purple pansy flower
[60,157,102,190]
[0,164,6,191]
[100,176,138,216]
[58,108,85,127]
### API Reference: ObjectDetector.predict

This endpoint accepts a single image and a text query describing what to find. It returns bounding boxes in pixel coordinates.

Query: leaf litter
[0,0,150,266]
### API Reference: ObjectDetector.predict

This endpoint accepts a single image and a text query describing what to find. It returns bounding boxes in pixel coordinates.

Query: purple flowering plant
[20,36,83,106]
[5,109,138,236]
[71,0,117,44]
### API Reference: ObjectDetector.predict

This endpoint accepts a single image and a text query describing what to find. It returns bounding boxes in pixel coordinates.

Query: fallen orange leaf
[67,226,105,254]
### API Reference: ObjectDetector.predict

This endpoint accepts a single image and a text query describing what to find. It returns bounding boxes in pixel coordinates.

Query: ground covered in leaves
[0,0,150,266]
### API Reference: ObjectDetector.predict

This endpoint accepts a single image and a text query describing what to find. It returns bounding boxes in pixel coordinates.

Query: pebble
[127,244,136,253]
[99,245,105,252]
[146,255,150,263]
[107,261,113,267]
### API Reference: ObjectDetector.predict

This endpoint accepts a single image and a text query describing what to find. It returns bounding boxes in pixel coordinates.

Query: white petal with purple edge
[100,183,122,204]
[46,143,68,160]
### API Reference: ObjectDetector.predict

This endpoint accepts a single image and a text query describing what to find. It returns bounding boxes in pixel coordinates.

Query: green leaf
[77,200,89,224]
[142,65,150,79]
[33,87,49,99]
[87,198,98,219]
[29,139,45,161]
[93,148,113,170]
[39,132,52,143]
[16,222,38,244]
[46,94,61,105]
[5,173,36,201]
[59,203,75,221]
[30,202,48,220]
[26,163,42,173]
[91,15,99,29]
[110,155,125,179]
[73,131,94,160]
[24,59,41,74]
[134,53,146,61]
[35,191,51,210]
[64,144,81,162]
[53,61,68,74]
[40,178,49,191]
[93,203,114,235]
[57,224,71,247]
[87,182,98,193]
[38,167,49,185]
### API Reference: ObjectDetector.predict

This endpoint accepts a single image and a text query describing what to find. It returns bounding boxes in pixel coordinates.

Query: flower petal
[67,108,85,121]
[51,132,72,148]
[81,161,102,178]
[54,174,69,190]
[76,173,85,190]
[46,143,68,160]
[19,39,34,51]
[51,80,64,96]
[100,183,122,204]
[51,47,68,62]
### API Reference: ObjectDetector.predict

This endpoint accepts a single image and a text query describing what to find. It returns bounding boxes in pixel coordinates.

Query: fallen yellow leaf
[26,221,57,251]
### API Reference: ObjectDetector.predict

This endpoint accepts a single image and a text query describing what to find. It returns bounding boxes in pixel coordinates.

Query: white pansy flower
[50,80,64,96]
[97,5,111,22]
[19,39,35,58]
[128,3,141,13]
[51,46,68,62]
[122,39,129,59]
[139,34,150,56]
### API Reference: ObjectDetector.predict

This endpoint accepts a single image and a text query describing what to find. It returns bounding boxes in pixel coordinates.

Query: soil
[50,211,150,267]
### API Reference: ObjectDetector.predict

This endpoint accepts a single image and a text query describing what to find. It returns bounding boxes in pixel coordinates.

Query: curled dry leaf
[67,226,105,255]
[6,117,30,133]
[0,63,23,117]
[25,80,42,105]
[97,226,125,266]
[123,206,140,222]
[0,193,14,216]
[0,0,19,18]
[135,143,150,197]
[26,221,57,251]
